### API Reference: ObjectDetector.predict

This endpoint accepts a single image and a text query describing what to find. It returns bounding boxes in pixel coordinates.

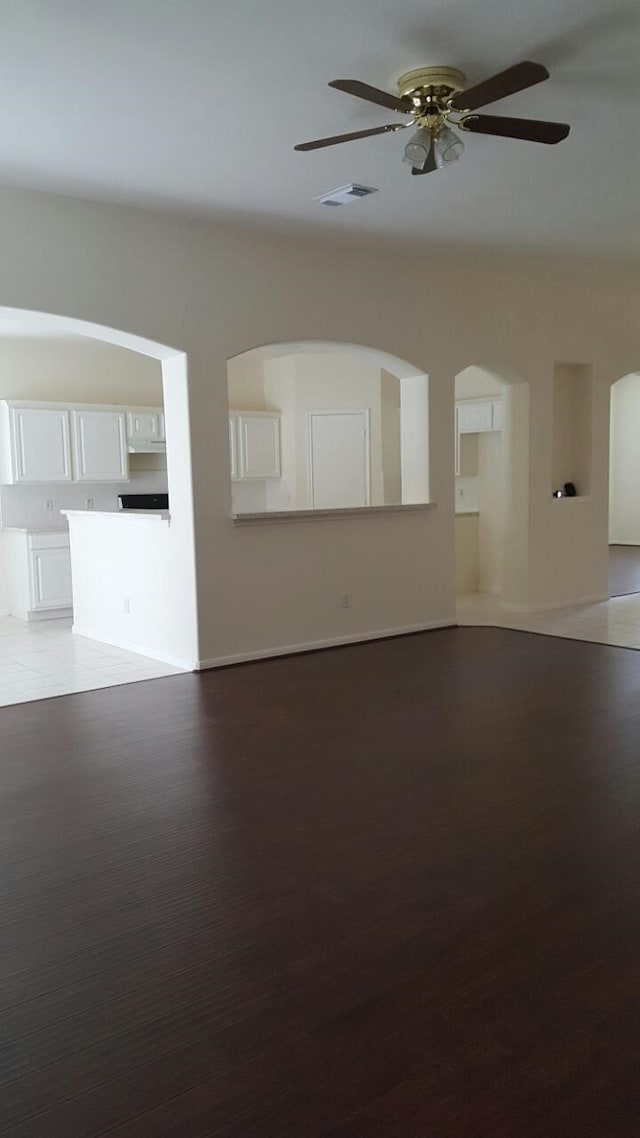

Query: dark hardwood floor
[1,626,640,1137]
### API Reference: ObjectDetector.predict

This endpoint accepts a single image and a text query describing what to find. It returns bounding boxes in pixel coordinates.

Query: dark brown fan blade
[460,114,569,144]
[449,61,549,112]
[294,123,405,151]
[328,79,413,114]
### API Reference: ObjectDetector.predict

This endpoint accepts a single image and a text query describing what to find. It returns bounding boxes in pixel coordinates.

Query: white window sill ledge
[231,503,436,526]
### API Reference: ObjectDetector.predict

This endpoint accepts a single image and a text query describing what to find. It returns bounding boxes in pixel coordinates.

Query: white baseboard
[71,624,197,671]
[196,618,456,670]
[26,606,73,622]
[502,593,607,614]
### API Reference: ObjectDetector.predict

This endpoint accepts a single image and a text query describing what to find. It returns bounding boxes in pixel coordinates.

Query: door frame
[307,408,371,509]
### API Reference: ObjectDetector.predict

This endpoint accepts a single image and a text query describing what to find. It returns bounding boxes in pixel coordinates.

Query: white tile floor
[0,617,187,707]
[457,591,640,650]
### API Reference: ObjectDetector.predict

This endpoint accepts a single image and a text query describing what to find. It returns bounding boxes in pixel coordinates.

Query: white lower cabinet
[2,531,73,621]
[30,543,73,611]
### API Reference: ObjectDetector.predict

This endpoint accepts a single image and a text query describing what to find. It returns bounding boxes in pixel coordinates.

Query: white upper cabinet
[229,415,239,481]
[456,398,502,434]
[457,400,494,433]
[454,398,502,475]
[71,409,129,482]
[237,413,281,480]
[0,405,73,483]
[126,408,165,441]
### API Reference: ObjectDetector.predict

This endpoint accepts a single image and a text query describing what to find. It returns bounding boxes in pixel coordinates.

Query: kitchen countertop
[62,509,170,522]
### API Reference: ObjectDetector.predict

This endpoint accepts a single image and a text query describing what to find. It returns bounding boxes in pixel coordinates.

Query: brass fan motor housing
[397,66,466,116]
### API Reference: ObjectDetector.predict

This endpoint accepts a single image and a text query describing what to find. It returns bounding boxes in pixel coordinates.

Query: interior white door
[309,411,370,509]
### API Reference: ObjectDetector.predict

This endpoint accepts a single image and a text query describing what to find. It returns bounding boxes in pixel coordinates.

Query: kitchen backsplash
[0,469,168,530]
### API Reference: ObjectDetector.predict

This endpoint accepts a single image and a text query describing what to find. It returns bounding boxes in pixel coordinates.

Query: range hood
[127,440,166,454]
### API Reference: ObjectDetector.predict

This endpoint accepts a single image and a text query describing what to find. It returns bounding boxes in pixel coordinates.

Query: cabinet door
[29,547,72,610]
[11,407,72,483]
[457,401,493,433]
[238,415,281,479]
[126,409,163,441]
[72,410,128,482]
[229,416,239,481]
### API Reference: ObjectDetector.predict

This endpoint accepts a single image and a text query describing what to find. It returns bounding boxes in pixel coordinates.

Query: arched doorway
[454,363,530,617]
[0,306,198,706]
[609,371,640,597]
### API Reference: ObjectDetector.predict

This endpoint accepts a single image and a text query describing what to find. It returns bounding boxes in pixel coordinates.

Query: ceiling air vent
[314,183,378,207]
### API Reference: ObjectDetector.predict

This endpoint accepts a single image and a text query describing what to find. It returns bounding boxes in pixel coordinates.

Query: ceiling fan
[294,61,570,175]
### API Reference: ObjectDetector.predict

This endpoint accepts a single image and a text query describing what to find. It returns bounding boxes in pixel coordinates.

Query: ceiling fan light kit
[295,60,570,178]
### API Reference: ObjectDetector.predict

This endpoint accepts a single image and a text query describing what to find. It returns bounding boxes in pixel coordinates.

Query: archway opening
[0,306,197,706]
[609,371,640,597]
[226,341,430,515]
[454,363,529,618]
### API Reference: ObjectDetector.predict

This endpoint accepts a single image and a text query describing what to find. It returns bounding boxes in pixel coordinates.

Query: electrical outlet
[123,597,131,614]
[85,497,94,510]
[44,498,54,512]
[340,593,351,609]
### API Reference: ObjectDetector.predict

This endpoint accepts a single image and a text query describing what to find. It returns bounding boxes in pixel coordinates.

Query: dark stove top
[118,493,169,511]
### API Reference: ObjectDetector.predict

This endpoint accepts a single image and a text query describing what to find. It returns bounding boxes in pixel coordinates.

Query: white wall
[455,514,479,595]
[0,334,162,404]
[67,512,192,667]
[380,370,401,505]
[400,375,430,505]
[610,373,640,544]
[0,538,7,616]
[455,367,502,401]
[227,352,266,411]
[263,355,297,511]
[0,185,637,665]
[552,363,593,496]
[477,432,503,595]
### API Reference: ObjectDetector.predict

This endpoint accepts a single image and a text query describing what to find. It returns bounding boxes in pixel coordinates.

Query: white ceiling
[1,0,639,260]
